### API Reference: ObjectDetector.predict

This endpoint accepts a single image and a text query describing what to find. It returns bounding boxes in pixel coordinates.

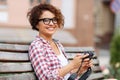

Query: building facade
[1,0,108,47]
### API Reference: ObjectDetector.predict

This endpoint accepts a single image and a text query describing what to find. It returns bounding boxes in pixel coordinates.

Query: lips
[47,27,56,31]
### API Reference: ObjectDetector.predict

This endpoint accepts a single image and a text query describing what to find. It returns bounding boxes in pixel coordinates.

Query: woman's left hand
[77,58,93,75]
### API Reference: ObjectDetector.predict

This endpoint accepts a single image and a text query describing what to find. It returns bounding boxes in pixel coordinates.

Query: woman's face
[37,10,58,37]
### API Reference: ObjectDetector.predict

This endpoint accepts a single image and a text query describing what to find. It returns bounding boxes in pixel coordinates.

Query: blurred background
[0,0,120,79]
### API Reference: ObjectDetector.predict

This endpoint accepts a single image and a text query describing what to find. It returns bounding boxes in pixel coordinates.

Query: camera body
[83,51,94,60]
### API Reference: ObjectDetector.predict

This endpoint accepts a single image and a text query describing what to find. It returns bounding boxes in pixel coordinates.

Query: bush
[110,34,120,65]
[110,28,120,79]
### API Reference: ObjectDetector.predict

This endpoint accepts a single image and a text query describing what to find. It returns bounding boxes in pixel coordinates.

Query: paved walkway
[0,27,77,44]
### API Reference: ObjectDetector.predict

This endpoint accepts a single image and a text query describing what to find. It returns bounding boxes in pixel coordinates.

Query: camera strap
[67,59,84,80]
[78,67,92,80]
[68,57,92,80]
[68,63,92,80]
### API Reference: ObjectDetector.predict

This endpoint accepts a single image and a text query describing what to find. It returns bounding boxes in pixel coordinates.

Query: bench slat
[65,47,94,52]
[0,43,94,52]
[0,62,32,73]
[66,53,97,59]
[0,43,29,52]
[0,51,29,61]
[87,73,104,80]
[92,66,102,73]
[0,63,101,73]
[0,73,36,80]
[0,51,99,65]
[0,72,104,80]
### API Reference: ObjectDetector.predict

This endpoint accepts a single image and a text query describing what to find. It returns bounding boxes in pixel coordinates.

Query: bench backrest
[0,43,104,80]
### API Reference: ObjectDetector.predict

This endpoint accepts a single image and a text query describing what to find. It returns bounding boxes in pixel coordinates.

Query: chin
[48,31,56,34]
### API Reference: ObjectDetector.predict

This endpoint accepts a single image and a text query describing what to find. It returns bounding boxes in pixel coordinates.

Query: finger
[75,54,84,58]
[83,53,89,57]
[83,58,90,61]
[82,53,90,59]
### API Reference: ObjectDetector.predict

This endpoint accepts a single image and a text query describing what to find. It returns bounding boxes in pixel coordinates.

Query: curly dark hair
[27,3,64,31]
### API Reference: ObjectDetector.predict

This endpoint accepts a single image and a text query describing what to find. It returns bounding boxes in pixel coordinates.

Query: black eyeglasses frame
[38,17,58,25]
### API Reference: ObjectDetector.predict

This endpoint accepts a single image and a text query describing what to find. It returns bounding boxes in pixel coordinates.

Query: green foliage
[108,66,120,79]
[110,27,120,79]
[110,34,120,65]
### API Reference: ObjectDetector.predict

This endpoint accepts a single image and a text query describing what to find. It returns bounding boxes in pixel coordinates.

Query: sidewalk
[0,27,77,44]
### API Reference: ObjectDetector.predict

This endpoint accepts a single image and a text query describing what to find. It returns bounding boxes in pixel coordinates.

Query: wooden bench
[0,43,104,80]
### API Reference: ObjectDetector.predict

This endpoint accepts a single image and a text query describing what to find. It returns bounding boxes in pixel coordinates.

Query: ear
[36,24,39,30]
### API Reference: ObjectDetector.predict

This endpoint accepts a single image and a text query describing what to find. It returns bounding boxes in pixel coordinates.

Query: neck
[39,34,53,42]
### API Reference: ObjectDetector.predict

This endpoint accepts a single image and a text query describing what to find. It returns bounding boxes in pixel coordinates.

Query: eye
[43,18,50,22]
[52,18,58,23]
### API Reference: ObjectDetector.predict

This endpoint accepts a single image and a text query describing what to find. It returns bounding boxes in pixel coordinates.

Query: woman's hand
[70,53,93,75]
[69,54,89,69]
[77,58,93,75]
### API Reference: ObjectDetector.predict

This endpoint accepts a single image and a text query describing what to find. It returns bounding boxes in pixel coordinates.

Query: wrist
[69,62,75,70]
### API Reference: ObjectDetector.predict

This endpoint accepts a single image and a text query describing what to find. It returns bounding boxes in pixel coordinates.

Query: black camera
[68,51,94,80]
[83,51,94,60]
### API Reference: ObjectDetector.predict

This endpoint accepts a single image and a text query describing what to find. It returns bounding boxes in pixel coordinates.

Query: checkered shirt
[29,36,67,80]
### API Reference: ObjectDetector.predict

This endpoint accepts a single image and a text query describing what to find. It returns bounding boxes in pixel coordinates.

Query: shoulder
[53,39,62,45]
[53,39,65,50]
[29,38,44,51]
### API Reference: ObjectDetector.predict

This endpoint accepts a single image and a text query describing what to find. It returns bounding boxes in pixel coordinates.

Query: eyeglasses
[38,17,58,25]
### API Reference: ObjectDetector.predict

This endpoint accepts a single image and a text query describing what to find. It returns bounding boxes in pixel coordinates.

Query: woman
[27,3,92,80]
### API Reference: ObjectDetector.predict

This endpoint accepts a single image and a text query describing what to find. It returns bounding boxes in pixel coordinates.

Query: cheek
[37,23,44,30]
[55,24,59,28]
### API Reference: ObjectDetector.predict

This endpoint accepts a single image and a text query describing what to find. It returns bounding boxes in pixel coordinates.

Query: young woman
[27,3,92,80]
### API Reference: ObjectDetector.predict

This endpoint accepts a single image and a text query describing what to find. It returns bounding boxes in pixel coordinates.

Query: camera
[83,51,94,60]
[68,51,94,80]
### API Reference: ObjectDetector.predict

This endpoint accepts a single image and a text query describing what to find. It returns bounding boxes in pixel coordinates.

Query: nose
[49,20,54,25]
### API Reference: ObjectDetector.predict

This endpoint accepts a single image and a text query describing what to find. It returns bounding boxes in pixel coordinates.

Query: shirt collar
[36,35,59,44]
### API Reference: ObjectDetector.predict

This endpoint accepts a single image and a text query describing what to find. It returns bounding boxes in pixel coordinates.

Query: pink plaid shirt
[29,36,68,80]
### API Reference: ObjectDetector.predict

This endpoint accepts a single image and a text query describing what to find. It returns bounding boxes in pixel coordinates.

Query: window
[30,0,50,7]
[0,0,8,22]
[0,12,8,22]
[61,0,75,29]
[0,0,7,9]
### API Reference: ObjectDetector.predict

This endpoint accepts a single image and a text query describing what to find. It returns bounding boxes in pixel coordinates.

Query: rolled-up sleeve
[29,44,63,80]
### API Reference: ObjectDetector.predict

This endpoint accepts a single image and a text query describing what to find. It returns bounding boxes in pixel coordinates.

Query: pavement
[0,27,77,44]
[0,27,110,67]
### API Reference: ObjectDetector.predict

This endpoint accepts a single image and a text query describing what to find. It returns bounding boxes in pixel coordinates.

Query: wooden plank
[92,66,102,73]
[0,51,98,62]
[87,73,104,80]
[0,43,94,52]
[0,43,29,52]
[64,47,94,52]
[0,51,29,61]
[92,59,99,65]
[65,53,97,59]
[0,73,37,80]
[0,72,104,80]
[0,62,33,73]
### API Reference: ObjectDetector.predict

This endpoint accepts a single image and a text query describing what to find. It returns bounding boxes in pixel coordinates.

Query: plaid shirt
[29,36,67,80]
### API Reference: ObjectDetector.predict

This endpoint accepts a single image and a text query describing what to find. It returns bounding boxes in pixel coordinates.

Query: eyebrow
[40,17,56,19]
